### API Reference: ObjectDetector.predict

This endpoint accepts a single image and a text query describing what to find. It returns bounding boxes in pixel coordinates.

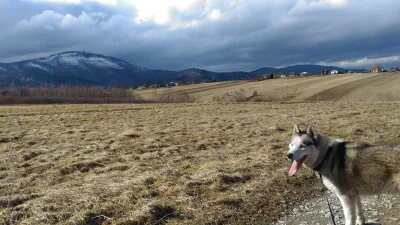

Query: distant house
[148,84,158,88]
[137,86,147,90]
[389,67,400,72]
[175,81,185,86]
[372,66,384,73]
[280,74,287,78]
[300,72,308,76]
[274,73,286,78]
[320,69,329,75]
[347,70,354,74]
[330,70,339,75]
[261,73,275,79]
[288,72,296,77]
[254,75,267,81]
[167,81,186,86]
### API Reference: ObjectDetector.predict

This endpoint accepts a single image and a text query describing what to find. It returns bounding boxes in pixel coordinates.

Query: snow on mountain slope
[12,65,23,72]
[26,62,53,73]
[38,52,124,70]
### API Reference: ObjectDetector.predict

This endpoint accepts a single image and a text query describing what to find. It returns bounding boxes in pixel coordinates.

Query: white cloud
[89,12,107,18]
[323,56,400,68]
[13,10,97,32]
[25,0,117,5]
[26,0,206,25]
[325,0,348,5]
[60,11,96,29]
[14,10,64,31]
[122,0,200,24]
[28,0,81,3]
[209,9,222,20]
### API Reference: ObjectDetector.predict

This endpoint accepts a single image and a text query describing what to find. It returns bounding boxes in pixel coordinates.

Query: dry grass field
[1,101,400,224]
[135,72,400,102]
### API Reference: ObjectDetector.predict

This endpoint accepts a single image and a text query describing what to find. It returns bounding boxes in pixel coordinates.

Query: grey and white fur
[287,124,400,225]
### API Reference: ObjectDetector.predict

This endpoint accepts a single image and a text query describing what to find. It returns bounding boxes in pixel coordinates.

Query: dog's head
[287,124,319,176]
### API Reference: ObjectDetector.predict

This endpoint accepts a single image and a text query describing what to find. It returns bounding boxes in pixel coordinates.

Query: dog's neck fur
[305,133,330,170]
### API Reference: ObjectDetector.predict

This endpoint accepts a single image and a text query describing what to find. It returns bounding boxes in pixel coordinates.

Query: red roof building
[372,66,384,73]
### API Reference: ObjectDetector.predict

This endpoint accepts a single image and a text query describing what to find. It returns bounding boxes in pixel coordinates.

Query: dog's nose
[287,153,294,160]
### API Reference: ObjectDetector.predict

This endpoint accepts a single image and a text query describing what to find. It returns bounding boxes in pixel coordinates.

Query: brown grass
[1,102,400,224]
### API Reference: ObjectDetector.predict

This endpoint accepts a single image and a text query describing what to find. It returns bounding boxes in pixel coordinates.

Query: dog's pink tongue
[289,160,303,176]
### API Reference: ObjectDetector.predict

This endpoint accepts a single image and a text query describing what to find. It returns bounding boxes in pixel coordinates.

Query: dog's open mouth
[288,155,308,176]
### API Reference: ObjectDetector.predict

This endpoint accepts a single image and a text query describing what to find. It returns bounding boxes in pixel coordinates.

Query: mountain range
[0,51,359,87]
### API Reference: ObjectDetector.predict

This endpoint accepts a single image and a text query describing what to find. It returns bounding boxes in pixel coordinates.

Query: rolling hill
[135,72,400,102]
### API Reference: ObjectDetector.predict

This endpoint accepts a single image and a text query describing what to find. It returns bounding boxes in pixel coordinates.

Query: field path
[272,189,400,225]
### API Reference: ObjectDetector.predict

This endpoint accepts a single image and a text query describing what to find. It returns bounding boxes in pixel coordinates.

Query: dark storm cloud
[1,0,400,71]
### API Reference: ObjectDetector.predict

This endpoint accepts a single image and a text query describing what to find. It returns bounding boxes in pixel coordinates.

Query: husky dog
[287,124,400,225]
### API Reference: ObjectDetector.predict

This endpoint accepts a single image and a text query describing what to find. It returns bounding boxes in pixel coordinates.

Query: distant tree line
[0,83,144,104]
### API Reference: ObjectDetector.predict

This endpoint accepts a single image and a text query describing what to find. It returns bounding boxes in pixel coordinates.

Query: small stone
[370,211,379,216]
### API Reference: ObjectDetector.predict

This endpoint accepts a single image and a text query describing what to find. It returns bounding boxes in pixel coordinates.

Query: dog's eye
[300,144,306,148]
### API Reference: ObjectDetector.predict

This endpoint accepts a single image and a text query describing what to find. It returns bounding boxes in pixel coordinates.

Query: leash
[311,143,340,225]
[318,172,337,225]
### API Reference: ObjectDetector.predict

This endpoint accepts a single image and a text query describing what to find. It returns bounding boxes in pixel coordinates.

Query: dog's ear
[306,125,317,139]
[293,124,301,135]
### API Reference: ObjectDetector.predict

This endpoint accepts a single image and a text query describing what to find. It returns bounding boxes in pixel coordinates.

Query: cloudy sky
[1,0,399,71]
